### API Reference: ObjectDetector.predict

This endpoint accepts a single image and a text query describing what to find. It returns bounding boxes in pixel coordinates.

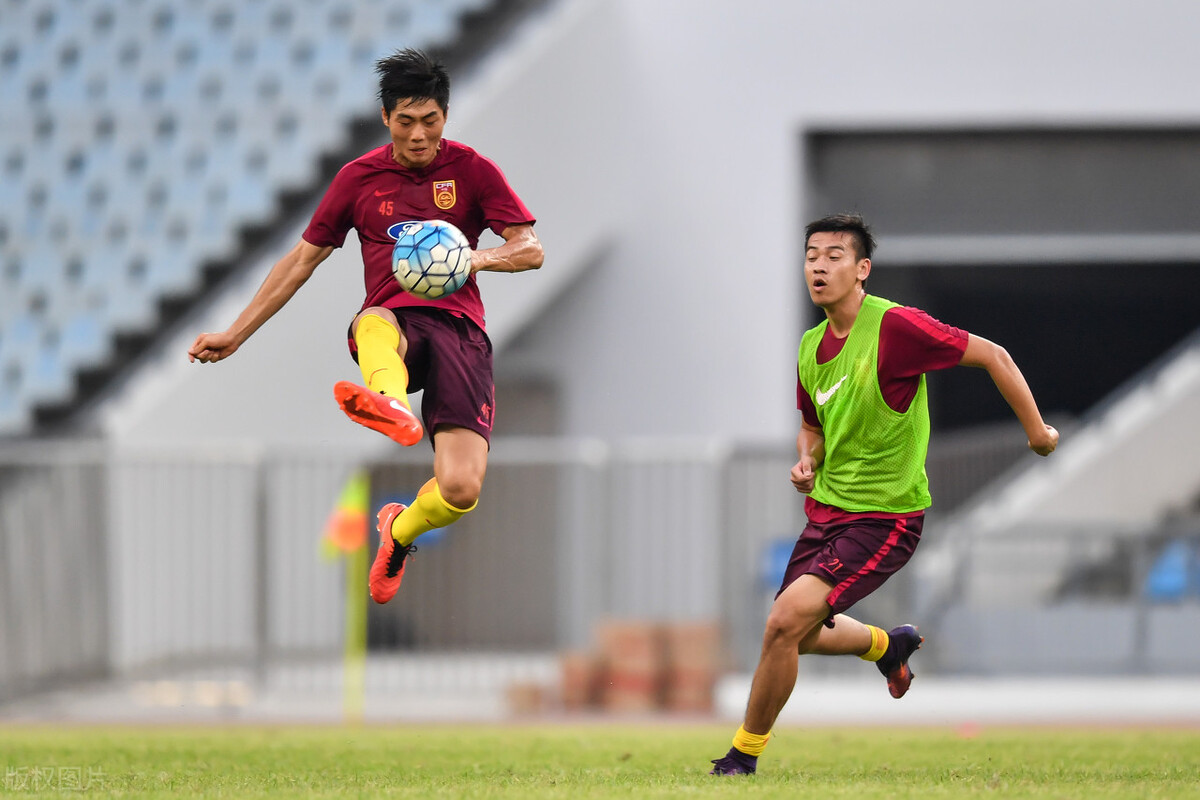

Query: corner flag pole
[322,469,371,722]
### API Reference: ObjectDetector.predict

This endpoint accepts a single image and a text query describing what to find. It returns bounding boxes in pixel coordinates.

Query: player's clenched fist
[188,331,239,363]
[790,457,817,494]
[1029,424,1059,457]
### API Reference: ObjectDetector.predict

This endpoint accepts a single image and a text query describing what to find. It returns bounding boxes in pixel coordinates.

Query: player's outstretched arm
[959,333,1059,456]
[469,224,543,274]
[188,239,334,364]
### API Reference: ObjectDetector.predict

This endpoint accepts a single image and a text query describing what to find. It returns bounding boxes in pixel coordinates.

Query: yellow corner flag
[321,469,370,722]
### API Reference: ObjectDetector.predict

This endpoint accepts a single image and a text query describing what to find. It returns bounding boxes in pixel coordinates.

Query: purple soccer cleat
[709,747,757,776]
[877,623,923,698]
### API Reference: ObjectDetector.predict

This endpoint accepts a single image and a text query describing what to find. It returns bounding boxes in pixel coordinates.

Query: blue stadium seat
[0,387,28,432]
[1145,539,1197,602]
[60,311,110,366]
[0,0,489,434]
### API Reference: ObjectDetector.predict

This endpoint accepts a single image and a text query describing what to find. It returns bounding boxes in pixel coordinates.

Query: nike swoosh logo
[815,375,848,406]
[389,400,408,413]
[374,188,396,196]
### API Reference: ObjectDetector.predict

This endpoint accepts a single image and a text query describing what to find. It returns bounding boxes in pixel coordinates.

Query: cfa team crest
[433,180,456,210]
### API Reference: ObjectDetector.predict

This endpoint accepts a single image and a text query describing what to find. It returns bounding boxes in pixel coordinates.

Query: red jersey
[797,302,968,523]
[303,140,536,332]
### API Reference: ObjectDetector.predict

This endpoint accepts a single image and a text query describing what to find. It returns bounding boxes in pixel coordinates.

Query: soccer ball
[390,219,472,300]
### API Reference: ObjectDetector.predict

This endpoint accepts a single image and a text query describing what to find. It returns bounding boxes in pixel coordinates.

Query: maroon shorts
[776,514,924,627]
[348,307,495,445]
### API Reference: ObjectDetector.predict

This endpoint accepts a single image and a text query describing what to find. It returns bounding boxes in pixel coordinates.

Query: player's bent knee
[762,603,825,647]
[352,306,401,336]
[437,475,481,511]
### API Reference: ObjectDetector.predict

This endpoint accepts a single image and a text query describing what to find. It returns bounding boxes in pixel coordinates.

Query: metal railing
[4,430,1194,705]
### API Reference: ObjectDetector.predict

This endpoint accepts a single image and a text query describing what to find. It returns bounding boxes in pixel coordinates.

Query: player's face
[382,98,446,169]
[804,232,870,308]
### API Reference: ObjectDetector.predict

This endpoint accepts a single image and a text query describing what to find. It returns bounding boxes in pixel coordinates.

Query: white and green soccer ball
[390,219,472,300]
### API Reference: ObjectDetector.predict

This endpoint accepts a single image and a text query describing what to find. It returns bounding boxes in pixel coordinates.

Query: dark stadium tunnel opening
[866,260,1200,431]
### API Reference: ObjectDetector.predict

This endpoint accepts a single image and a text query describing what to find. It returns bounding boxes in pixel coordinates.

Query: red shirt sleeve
[796,366,821,428]
[302,164,355,248]
[878,306,969,412]
[474,154,536,235]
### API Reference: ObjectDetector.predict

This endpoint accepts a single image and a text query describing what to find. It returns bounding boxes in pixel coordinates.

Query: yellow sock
[390,479,476,546]
[731,725,770,757]
[355,314,411,407]
[860,625,890,662]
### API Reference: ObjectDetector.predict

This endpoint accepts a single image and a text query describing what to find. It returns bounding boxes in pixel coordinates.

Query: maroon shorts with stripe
[348,307,495,445]
[776,514,924,626]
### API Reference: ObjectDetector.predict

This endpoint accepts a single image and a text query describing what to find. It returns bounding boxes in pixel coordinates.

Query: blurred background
[2,0,1200,724]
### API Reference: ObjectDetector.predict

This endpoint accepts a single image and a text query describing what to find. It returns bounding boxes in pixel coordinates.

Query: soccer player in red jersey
[189,49,543,604]
[710,213,1057,775]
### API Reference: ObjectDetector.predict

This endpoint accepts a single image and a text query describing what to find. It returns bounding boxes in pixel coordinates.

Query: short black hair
[375,48,450,115]
[804,213,876,261]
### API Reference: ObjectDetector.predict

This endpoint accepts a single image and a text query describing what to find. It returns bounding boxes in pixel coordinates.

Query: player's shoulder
[882,302,939,327]
[799,318,829,348]
[882,303,926,322]
[439,139,501,170]
[335,144,392,177]
[440,139,478,158]
[881,302,968,343]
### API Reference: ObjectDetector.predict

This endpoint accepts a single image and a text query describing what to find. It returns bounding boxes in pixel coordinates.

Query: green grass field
[3,723,1199,798]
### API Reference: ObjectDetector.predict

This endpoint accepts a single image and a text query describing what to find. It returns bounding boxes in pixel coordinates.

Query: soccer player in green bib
[711,213,1059,776]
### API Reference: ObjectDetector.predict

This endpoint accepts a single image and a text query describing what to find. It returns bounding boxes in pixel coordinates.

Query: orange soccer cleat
[368,503,417,604]
[334,381,423,446]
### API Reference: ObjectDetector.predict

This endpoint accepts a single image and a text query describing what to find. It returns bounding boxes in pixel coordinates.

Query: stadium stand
[0,0,508,436]
[913,327,1200,672]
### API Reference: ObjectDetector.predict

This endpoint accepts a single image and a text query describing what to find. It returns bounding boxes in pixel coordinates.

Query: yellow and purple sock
[731,725,771,757]
[355,314,411,407]
[860,625,890,662]
[390,479,476,546]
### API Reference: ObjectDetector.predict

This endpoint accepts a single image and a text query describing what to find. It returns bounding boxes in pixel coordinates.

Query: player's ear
[858,257,871,283]
[380,106,389,126]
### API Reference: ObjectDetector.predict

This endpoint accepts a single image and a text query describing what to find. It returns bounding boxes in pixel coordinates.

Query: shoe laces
[385,542,415,578]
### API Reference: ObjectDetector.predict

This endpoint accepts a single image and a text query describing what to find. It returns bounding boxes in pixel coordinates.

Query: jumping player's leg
[389,426,485,546]
[367,428,485,604]
[334,307,423,446]
[351,307,412,404]
[369,310,495,604]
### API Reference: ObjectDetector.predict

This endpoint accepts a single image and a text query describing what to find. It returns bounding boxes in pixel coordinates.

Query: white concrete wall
[491,0,1200,440]
[99,0,1200,447]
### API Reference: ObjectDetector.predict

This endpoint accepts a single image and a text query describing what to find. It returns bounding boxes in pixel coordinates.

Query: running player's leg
[797,612,870,655]
[811,515,925,697]
[744,574,832,733]
[713,516,924,774]
[798,614,923,697]
[710,574,831,775]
